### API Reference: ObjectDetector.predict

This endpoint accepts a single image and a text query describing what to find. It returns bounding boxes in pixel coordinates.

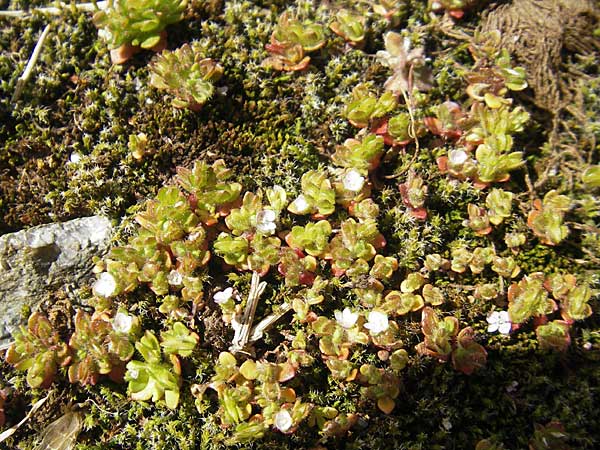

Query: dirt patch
[480,0,599,112]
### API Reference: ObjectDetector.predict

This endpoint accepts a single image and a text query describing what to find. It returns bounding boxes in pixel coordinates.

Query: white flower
[93,272,118,298]
[213,287,234,305]
[289,194,311,214]
[167,270,183,286]
[375,49,392,67]
[364,311,389,335]
[128,368,139,380]
[188,231,203,242]
[113,312,134,334]
[486,310,511,334]
[274,409,293,432]
[69,152,82,164]
[334,307,359,329]
[448,149,469,166]
[255,209,277,235]
[342,169,365,192]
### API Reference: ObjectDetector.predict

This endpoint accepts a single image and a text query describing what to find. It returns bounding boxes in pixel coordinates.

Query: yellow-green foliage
[1,1,599,449]
[94,0,187,49]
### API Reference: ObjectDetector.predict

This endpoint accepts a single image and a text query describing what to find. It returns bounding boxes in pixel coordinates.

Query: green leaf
[536,320,571,352]
[160,322,199,357]
[213,233,249,266]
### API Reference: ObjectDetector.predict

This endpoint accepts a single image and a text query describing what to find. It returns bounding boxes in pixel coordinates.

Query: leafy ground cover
[1,0,599,449]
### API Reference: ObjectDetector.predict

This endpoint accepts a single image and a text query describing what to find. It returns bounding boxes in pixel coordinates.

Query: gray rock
[0,216,113,346]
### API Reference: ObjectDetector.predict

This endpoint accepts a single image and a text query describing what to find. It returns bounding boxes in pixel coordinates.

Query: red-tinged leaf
[110,43,141,65]
[332,266,346,277]
[475,225,493,235]
[423,117,461,140]
[420,307,438,336]
[424,117,442,135]
[452,327,487,375]
[473,180,491,190]
[370,119,400,146]
[277,362,297,382]
[277,263,286,277]
[373,233,386,249]
[415,341,449,362]
[187,101,204,112]
[536,320,571,352]
[532,315,549,327]
[507,282,520,302]
[399,183,410,205]
[150,30,168,53]
[436,156,449,173]
[368,154,382,171]
[306,312,318,323]
[409,207,428,220]
[108,365,127,383]
[298,271,315,286]
[449,10,465,19]
[370,118,388,136]
[347,201,357,216]
[265,40,286,54]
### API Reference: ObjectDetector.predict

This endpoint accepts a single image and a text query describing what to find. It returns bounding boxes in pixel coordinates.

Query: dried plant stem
[0,395,48,442]
[402,67,420,153]
[393,71,420,178]
[0,1,107,17]
[382,84,421,180]
[230,272,267,354]
[249,302,292,343]
[12,23,51,103]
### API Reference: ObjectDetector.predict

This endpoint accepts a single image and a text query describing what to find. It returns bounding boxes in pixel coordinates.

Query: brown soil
[480,0,599,112]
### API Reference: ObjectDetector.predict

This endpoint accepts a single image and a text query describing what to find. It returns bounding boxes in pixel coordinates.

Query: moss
[1,0,599,448]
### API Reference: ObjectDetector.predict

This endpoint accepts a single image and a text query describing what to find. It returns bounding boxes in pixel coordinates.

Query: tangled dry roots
[480,0,599,112]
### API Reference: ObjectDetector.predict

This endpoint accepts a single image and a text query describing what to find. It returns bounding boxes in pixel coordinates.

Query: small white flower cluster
[342,169,365,192]
[288,194,310,214]
[255,209,277,235]
[334,308,390,335]
[112,311,134,334]
[274,409,293,432]
[93,272,118,298]
[486,310,511,335]
[334,307,358,329]
[447,149,476,170]
[167,269,184,286]
[448,149,469,165]
[364,311,389,335]
[213,287,234,305]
